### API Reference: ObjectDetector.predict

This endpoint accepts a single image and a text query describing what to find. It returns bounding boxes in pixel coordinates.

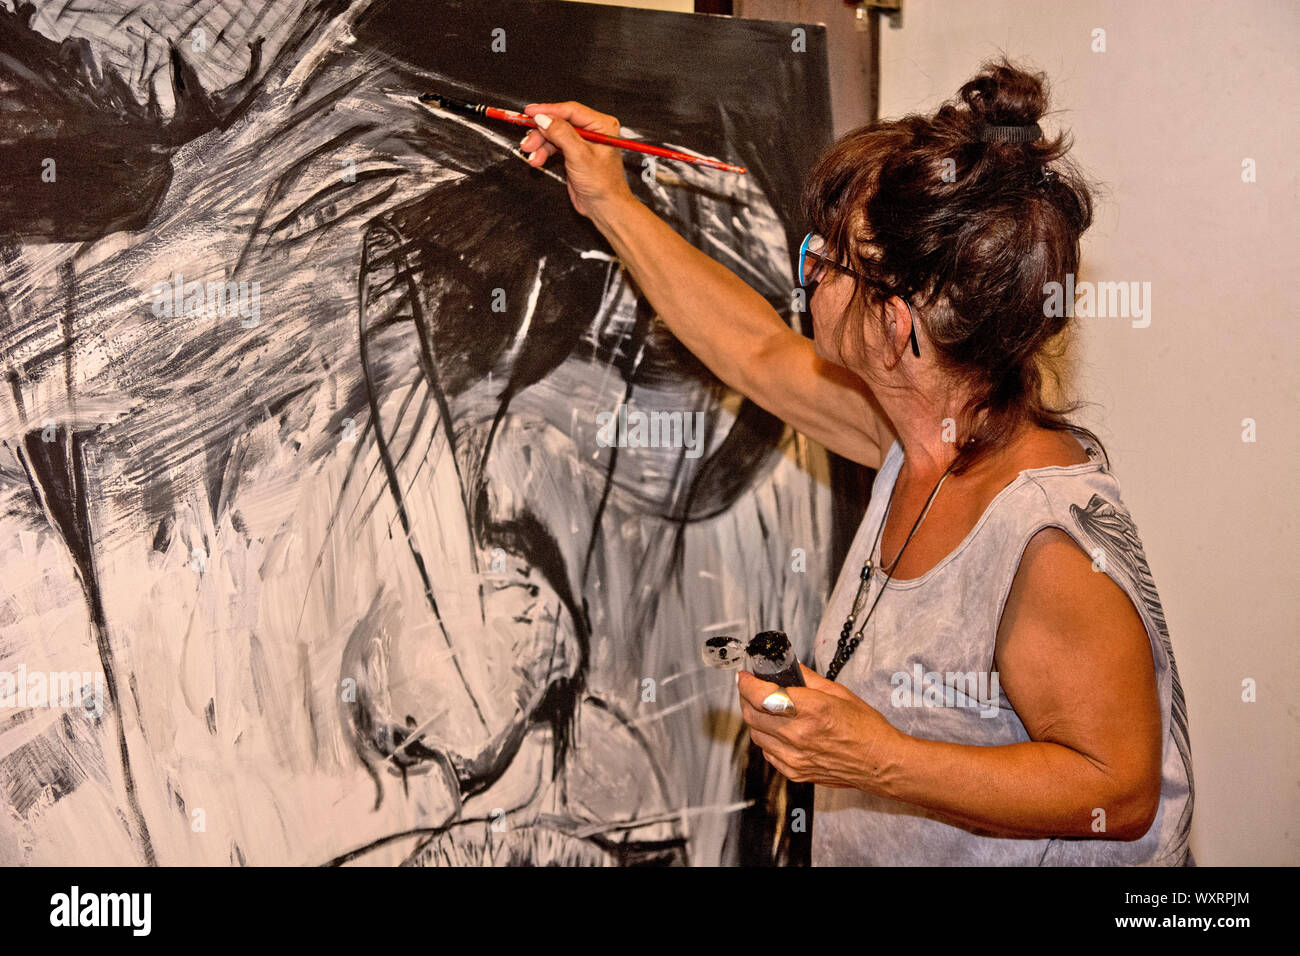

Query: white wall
[879,0,1300,865]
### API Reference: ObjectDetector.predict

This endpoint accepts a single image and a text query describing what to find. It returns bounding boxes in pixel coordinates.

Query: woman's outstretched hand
[737,663,903,792]
[521,100,636,220]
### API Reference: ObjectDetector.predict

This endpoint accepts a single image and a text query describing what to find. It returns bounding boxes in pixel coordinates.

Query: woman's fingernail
[735,671,741,687]
[534,113,552,130]
[520,133,529,148]
[527,151,538,163]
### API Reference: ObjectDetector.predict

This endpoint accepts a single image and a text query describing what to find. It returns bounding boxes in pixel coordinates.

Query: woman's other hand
[737,663,903,792]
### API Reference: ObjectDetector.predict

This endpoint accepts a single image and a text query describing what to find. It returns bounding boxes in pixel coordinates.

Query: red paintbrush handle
[483,106,747,175]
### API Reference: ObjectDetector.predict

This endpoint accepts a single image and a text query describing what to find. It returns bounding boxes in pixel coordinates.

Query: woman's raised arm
[522,100,892,469]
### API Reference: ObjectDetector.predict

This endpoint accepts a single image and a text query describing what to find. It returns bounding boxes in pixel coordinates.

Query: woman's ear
[881,298,912,366]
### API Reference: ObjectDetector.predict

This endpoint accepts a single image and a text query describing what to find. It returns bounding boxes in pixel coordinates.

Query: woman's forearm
[588,193,792,396]
[872,732,1157,841]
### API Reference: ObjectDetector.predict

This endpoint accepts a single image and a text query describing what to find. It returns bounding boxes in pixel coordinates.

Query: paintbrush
[417,92,747,175]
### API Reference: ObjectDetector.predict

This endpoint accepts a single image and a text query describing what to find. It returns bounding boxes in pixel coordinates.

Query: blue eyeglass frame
[798,231,921,358]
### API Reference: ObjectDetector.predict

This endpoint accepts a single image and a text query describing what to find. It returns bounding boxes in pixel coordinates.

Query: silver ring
[761,690,796,716]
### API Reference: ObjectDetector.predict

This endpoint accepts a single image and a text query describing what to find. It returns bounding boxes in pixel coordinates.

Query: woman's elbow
[1107,771,1161,841]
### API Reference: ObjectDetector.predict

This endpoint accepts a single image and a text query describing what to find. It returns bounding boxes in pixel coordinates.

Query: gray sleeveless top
[811,433,1194,865]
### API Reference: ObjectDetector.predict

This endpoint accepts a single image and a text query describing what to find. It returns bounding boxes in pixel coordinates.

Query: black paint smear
[0,0,350,241]
[579,296,654,593]
[16,425,156,864]
[379,157,609,399]
[328,817,684,867]
[0,721,87,817]
[354,212,589,801]
[358,219,490,734]
[353,0,830,275]
[472,490,590,781]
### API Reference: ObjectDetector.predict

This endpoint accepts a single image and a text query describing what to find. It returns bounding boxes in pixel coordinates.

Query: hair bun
[958,58,1048,129]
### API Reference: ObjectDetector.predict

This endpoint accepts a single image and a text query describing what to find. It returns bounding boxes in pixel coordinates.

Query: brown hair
[800,57,1107,475]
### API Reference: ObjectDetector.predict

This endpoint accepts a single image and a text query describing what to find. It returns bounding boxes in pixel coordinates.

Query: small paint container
[745,630,805,688]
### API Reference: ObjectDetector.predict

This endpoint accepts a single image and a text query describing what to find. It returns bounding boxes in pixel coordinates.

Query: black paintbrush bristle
[417,92,482,118]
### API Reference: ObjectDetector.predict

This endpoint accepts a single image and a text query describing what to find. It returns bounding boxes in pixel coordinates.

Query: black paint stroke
[13,426,156,864]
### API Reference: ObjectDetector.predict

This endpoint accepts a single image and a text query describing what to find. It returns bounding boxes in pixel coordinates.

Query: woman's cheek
[810,296,847,366]
[808,288,833,360]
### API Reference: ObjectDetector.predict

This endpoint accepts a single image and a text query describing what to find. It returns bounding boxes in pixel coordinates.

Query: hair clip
[978,122,1042,144]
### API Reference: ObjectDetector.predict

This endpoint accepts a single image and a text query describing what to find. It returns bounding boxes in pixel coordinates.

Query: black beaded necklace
[825,453,959,681]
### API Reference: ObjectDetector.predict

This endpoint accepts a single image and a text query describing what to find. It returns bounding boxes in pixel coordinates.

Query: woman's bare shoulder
[1010,426,1092,471]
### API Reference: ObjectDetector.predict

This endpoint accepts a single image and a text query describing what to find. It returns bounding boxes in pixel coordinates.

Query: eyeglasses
[798,232,921,358]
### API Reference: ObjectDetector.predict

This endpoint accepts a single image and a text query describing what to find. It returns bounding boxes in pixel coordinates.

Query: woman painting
[521,58,1193,866]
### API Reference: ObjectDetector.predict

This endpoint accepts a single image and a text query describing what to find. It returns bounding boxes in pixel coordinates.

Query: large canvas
[0,0,866,865]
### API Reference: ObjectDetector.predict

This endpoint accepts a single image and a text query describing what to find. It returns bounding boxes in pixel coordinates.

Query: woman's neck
[887,393,980,485]
[893,408,1025,488]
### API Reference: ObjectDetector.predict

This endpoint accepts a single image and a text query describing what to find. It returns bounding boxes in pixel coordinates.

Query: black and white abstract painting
[0,0,867,865]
